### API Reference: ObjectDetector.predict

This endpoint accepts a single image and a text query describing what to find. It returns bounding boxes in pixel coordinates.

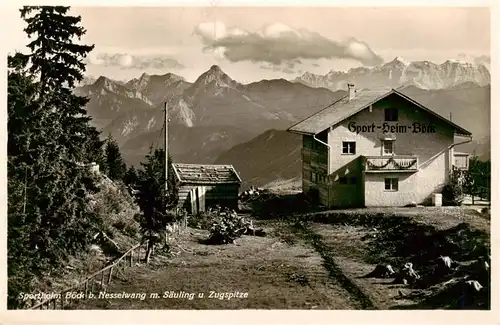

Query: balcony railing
[302,148,328,166]
[363,155,419,172]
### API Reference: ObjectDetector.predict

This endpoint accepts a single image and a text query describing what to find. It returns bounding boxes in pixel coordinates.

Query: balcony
[363,155,419,173]
[302,148,328,167]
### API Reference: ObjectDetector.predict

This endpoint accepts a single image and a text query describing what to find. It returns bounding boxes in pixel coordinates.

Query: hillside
[25,170,142,309]
[398,84,490,140]
[121,124,254,167]
[76,66,342,166]
[214,129,303,190]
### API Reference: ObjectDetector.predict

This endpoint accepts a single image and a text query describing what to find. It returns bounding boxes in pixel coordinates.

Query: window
[318,174,326,184]
[342,141,356,154]
[382,140,394,155]
[350,177,357,184]
[312,172,327,184]
[385,108,398,121]
[339,176,348,184]
[311,172,317,183]
[384,178,399,191]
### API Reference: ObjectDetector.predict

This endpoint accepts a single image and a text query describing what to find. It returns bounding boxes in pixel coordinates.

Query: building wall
[323,93,455,207]
[302,133,329,205]
[178,183,240,214]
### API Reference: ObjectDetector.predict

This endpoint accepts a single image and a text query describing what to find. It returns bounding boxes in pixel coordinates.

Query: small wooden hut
[172,163,242,215]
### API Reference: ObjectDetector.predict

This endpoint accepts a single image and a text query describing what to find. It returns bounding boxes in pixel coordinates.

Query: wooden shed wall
[177,183,240,214]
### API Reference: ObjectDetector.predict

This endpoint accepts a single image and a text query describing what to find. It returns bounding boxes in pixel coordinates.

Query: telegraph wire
[154,120,165,151]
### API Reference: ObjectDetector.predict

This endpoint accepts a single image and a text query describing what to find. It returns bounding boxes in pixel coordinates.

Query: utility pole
[449,112,453,122]
[164,101,169,192]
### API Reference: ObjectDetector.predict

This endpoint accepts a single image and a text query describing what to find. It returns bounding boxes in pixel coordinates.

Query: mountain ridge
[294,57,490,91]
[75,64,490,184]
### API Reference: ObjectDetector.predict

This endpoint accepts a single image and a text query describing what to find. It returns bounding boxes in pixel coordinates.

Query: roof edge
[171,162,242,184]
[287,94,348,134]
[393,89,473,136]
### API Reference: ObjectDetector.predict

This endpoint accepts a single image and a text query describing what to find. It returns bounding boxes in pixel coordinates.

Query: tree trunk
[145,233,153,264]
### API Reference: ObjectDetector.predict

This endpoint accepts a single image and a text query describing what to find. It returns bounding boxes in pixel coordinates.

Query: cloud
[260,63,299,75]
[473,55,490,66]
[193,22,384,66]
[281,68,296,74]
[85,52,185,70]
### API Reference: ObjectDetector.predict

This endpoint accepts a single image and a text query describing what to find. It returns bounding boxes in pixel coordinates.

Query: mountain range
[75,59,490,188]
[75,65,339,165]
[294,57,490,91]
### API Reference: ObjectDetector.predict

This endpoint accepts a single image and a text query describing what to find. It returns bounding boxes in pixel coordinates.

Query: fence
[26,208,189,310]
[28,240,149,310]
[465,171,490,205]
[453,167,491,205]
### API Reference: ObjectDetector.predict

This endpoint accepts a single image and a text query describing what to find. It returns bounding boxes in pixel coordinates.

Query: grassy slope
[24,172,142,308]
[71,200,489,310]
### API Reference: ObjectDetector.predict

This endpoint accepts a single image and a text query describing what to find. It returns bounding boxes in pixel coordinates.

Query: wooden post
[91,277,95,292]
[130,251,133,267]
[164,101,169,192]
[84,281,88,300]
[61,293,65,309]
[108,267,113,284]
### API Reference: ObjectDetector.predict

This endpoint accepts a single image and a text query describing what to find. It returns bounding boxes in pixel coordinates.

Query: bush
[113,221,127,231]
[442,170,465,206]
[206,206,251,244]
[188,209,217,230]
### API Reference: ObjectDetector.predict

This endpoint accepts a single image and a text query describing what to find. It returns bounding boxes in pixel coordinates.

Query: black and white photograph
[3,1,495,319]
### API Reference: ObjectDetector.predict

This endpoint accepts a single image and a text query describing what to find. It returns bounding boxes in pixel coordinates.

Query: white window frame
[384,177,399,191]
[382,139,395,155]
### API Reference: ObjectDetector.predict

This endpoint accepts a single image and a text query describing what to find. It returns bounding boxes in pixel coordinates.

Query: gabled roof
[287,88,472,136]
[172,163,242,185]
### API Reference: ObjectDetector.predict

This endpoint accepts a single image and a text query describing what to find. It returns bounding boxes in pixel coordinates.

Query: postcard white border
[0,0,498,324]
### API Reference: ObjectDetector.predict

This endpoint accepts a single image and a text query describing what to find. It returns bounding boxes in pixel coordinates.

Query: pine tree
[104,135,127,181]
[124,165,139,189]
[20,6,94,94]
[8,6,103,308]
[135,147,178,261]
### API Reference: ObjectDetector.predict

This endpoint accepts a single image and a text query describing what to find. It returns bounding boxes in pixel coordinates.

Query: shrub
[206,206,250,244]
[442,169,465,206]
[124,225,139,238]
[189,209,217,230]
[113,221,127,231]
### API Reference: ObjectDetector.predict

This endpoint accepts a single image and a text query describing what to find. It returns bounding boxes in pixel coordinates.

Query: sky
[4,6,491,83]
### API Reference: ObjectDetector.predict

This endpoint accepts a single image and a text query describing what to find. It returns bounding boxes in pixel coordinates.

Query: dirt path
[290,221,377,310]
[72,222,359,310]
[297,207,491,310]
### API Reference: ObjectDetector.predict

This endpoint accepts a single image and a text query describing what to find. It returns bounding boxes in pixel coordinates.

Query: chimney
[347,83,356,101]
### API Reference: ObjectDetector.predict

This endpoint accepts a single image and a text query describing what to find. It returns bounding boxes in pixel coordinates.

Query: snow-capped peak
[393,56,410,66]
